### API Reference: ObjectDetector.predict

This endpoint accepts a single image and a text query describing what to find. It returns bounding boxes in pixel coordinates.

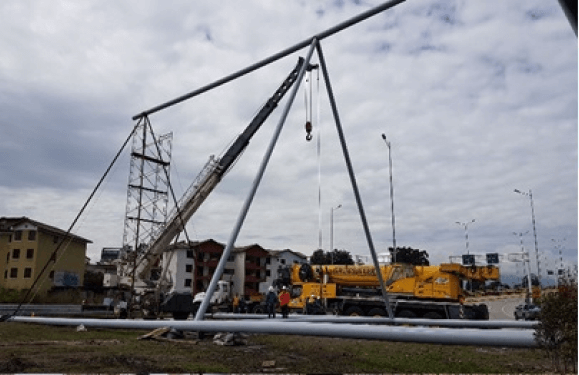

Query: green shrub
[0,288,28,303]
[534,281,578,373]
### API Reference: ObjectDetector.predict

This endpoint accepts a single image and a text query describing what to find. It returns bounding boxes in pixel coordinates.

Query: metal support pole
[514,232,533,303]
[194,41,318,321]
[315,42,394,319]
[381,134,396,263]
[132,0,406,120]
[330,204,341,254]
[514,189,540,286]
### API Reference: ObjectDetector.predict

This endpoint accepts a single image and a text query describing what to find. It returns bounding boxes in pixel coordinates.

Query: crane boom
[132,57,306,282]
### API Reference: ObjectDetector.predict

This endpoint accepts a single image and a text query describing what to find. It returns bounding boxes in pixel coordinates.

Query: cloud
[0,0,576,282]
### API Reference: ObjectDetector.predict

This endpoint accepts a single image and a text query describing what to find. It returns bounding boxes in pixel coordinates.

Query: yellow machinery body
[288,263,499,310]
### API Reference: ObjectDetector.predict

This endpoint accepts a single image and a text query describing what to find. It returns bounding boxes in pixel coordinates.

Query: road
[483,297,525,320]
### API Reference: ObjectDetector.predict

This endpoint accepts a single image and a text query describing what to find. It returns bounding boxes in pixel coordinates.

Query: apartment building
[0,217,91,294]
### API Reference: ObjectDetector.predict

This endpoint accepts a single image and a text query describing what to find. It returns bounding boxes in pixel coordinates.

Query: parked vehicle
[514,304,541,320]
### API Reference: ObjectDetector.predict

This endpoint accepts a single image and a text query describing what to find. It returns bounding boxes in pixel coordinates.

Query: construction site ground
[0,320,550,374]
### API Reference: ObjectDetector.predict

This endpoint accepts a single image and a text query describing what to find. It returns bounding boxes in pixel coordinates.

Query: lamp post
[456,219,475,255]
[513,231,533,303]
[551,238,566,288]
[514,189,540,286]
[330,204,342,263]
[381,133,397,263]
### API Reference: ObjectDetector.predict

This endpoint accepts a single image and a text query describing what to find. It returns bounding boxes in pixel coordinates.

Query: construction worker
[305,294,316,315]
[266,286,277,318]
[232,293,240,313]
[279,286,290,319]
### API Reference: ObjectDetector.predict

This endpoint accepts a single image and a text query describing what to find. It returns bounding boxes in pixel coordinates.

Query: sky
[1,0,577,285]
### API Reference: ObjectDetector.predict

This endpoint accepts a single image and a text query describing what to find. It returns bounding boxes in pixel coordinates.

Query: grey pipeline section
[9,316,537,348]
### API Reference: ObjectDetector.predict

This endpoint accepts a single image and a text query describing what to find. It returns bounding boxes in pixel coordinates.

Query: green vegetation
[535,282,578,373]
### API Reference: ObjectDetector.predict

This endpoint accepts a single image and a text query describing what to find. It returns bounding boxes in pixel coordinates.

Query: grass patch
[0,322,551,373]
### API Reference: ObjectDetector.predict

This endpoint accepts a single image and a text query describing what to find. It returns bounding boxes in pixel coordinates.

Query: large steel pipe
[8,316,537,348]
[208,313,537,329]
[132,0,406,120]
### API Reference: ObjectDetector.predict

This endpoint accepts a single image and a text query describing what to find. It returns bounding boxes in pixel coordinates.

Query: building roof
[0,216,92,244]
[268,248,308,259]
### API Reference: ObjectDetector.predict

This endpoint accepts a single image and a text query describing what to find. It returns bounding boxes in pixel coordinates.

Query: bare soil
[0,322,551,373]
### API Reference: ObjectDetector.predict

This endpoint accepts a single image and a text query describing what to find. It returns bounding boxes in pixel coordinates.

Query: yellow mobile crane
[279,261,499,319]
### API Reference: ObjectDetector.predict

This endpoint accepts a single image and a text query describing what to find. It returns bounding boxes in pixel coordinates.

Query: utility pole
[381,134,397,263]
[514,189,540,286]
[456,219,475,255]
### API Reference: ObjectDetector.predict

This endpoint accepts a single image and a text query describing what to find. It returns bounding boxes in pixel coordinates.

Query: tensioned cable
[315,65,323,251]
[2,120,141,320]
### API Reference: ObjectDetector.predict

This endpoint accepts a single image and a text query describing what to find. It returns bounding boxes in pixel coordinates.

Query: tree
[310,249,328,265]
[310,249,354,265]
[389,246,429,265]
[534,281,578,374]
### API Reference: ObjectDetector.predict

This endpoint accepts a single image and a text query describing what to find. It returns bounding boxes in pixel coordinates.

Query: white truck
[191,280,269,316]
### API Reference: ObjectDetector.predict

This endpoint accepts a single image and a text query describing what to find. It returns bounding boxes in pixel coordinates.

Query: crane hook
[305,121,313,141]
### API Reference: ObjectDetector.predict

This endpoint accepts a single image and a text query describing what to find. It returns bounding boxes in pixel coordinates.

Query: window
[266,270,271,277]
[3,270,7,279]
[6,252,9,262]
[26,249,34,259]
[186,250,193,259]
[12,249,20,259]
[28,231,36,241]
[185,264,193,273]
[49,271,54,279]
[53,236,59,244]
[14,231,22,241]
[265,258,271,265]
[184,279,192,287]
[280,259,286,265]
[10,268,18,278]
[227,255,234,262]
[24,268,32,278]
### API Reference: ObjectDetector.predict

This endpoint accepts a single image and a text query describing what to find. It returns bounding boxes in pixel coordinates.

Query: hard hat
[269,286,274,292]
[282,286,287,290]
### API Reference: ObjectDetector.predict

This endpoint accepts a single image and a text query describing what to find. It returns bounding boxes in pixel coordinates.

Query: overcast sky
[1,0,576,284]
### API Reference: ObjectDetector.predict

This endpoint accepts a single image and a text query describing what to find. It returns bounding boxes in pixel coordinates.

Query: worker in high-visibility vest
[232,293,240,313]
[279,286,290,319]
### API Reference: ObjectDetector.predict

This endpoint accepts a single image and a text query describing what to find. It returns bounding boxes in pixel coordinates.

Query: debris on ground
[138,327,198,344]
[213,332,248,346]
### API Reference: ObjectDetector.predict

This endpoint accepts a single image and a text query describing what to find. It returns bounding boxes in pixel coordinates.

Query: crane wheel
[396,310,417,319]
[344,306,364,316]
[367,308,386,317]
[422,312,444,320]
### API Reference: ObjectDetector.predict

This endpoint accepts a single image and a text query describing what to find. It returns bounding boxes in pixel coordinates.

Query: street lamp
[330,204,342,262]
[514,189,540,285]
[381,133,397,263]
[552,238,566,288]
[513,231,533,303]
[455,219,475,255]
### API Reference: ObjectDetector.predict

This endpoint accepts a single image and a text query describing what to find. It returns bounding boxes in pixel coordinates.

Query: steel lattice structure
[122,120,173,258]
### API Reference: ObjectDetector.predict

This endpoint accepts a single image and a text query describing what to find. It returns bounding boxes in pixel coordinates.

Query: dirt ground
[0,322,552,373]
